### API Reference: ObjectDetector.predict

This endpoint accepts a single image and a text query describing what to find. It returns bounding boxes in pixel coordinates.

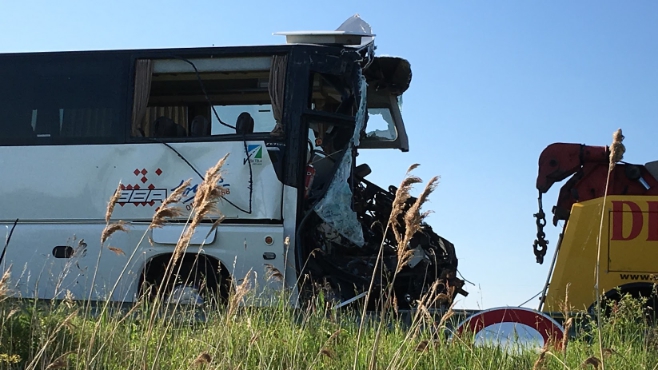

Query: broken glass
[313,70,367,247]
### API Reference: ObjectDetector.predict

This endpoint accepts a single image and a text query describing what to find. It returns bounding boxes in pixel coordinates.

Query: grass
[0,292,656,369]
[0,155,656,369]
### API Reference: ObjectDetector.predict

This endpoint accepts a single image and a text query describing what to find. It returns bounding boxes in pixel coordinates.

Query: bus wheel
[166,257,225,306]
[140,254,229,307]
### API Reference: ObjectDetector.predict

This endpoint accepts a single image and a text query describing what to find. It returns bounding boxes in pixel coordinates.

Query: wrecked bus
[0,17,465,309]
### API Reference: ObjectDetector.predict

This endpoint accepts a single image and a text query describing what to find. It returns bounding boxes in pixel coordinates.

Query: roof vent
[275,14,375,47]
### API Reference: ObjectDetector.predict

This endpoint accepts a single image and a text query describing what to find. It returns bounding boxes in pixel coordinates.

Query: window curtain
[61,108,113,137]
[131,59,153,137]
[268,55,287,136]
[142,106,188,136]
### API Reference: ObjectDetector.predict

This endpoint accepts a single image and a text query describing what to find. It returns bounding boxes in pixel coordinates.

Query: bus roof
[0,43,344,59]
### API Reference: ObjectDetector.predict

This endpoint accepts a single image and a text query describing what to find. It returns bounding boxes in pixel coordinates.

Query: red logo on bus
[117,168,165,207]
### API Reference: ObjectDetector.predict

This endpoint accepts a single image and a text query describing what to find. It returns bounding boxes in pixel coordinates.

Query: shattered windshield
[365,107,397,141]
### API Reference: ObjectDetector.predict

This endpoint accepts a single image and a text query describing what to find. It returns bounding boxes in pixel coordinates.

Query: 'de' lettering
[611,200,658,241]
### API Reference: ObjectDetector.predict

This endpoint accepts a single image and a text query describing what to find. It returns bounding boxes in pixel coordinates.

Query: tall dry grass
[0,284,655,369]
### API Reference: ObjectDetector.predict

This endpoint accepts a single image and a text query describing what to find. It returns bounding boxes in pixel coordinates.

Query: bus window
[364,108,397,141]
[358,89,409,152]
[0,56,128,144]
[131,57,281,139]
[210,104,278,135]
[309,72,355,116]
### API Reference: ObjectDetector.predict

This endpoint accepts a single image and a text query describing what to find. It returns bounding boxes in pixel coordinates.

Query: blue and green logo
[244,144,263,165]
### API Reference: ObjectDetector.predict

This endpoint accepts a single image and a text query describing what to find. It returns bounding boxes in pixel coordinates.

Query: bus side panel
[0,222,143,301]
[145,224,287,304]
[0,222,288,303]
[0,141,282,222]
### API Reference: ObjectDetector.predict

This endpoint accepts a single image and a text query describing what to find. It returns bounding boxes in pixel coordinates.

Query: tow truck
[533,140,658,315]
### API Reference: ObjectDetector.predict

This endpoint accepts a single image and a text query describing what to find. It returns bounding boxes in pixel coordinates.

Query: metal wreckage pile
[296,55,467,311]
[301,170,468,310]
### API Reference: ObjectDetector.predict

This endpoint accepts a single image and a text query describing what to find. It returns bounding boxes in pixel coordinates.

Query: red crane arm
[536,142,658,225]
[536,143,609,193]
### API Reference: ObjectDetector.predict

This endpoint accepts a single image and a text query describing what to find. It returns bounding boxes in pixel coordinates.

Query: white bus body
[0,16,466,308]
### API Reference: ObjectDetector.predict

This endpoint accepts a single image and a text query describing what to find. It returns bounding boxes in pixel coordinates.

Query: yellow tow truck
[532,142,658,315]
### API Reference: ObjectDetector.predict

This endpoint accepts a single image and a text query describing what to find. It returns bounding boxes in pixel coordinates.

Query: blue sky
[1,1,657,309]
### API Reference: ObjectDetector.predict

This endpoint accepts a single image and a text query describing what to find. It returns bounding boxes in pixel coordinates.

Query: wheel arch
[137,252,232,301]
[587,282,657,314]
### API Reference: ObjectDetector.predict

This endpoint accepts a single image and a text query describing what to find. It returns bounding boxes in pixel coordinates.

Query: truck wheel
[592,287,658,324]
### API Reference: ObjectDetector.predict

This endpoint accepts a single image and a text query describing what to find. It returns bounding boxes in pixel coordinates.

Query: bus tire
[139,254,229,306]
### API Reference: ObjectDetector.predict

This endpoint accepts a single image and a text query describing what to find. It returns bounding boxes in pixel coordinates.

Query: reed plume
[149,179,190,230]
[100,221,128,245]
[403,176,439,245]
[227,270,252,319]
[397,176,439,271]
[0,270,9,300]
[105,182,122,223]
[609,128,625,170]
[107,246,125,256]
[173,154,229,264]
[101,181,129,245]
[389,164,422,245]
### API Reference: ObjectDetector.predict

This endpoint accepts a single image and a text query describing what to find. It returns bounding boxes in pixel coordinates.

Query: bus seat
[151,116,186,138]
[190,115,209,137]
[236,112,254,135]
